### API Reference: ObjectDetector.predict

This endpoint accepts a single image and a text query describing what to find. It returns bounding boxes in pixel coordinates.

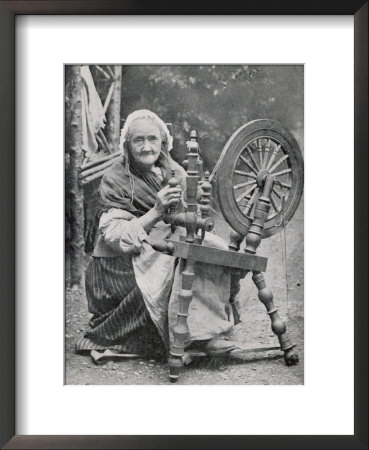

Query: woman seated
[76,109,239,362]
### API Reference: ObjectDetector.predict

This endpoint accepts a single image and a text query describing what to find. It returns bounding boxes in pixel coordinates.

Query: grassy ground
[65,194,304,385]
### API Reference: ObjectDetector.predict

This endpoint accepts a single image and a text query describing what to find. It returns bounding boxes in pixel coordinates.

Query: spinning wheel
[154,123,304,382]
[217,119,304,237]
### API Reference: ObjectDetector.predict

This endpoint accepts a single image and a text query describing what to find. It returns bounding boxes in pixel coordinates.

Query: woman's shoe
[202,336,237,355]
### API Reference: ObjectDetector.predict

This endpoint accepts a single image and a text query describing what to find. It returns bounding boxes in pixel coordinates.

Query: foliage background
[117,65,304,170]
[83,64,303,251]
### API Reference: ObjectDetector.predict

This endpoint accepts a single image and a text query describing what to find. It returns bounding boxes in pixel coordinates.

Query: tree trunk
[65,65,85,289]
[105,65,122,152]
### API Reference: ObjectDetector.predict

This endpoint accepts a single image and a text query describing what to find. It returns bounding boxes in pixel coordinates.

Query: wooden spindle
[257,138,263,167]
[244,175,273,255]
[246,145,260,171]
[199,171,212,242]
[263,139,271,169]
[167,169,179,233]
[184,130,200,243]
[168,169,178,215]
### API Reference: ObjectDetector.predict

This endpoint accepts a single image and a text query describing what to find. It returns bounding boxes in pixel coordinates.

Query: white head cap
[119,109,173,152]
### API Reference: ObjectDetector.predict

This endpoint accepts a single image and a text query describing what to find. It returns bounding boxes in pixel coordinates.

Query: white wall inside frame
[16,15,354,435]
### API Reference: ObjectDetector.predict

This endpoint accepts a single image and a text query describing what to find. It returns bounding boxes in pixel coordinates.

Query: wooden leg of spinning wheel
[252,271,299,366]
[229,269,247,325]
[169,259,195,382]
[228,230,247,325]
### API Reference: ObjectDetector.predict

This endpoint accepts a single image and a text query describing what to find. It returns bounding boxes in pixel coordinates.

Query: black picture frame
[0,1,367,449]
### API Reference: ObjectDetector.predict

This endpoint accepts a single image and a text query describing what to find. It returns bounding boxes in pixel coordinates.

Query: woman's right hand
[154,185,182,216]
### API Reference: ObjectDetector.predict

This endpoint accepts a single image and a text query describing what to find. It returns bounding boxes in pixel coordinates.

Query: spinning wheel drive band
[216,119,304,238]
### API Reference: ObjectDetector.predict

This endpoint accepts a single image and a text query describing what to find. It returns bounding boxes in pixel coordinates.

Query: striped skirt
[75,256,166,359]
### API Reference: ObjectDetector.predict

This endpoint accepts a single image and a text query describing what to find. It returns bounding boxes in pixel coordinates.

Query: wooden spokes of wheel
[216,119,304,238]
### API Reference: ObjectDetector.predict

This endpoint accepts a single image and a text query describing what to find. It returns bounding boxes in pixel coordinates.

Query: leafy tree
[120,65,303,170]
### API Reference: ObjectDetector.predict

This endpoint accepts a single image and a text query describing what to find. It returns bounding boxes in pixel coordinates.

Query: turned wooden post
[244,174,298,365]
[244,174,274,255]
[184,130,201,243]
[169,259,196,381]
[199,170,212,242]
[166,169,179,233]
[168,169,178,214]
[251,272,297,364]
[168,130,200,381]
[227,230,248,324]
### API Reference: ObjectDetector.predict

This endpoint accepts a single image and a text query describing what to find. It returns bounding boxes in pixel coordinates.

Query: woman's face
[128,118,162,169]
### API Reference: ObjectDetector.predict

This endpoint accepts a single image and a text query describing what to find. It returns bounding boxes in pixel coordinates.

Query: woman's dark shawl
[98,152,171,217]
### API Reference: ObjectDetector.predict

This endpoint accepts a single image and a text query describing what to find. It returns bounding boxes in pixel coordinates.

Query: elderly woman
[76,110,238,362]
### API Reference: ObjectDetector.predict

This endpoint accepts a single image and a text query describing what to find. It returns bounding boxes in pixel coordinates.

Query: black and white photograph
[65,64,304,385]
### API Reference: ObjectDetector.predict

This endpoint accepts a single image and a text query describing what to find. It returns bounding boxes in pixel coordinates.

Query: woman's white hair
[119,109,173,153]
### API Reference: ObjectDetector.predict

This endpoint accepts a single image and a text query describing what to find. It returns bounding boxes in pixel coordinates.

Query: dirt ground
[65,198,304,385]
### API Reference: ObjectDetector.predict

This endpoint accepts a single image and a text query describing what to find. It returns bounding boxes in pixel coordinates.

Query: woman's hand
[154,185,182,216]
[136,185,182,233]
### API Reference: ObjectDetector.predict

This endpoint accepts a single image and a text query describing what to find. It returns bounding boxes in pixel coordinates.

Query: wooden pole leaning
[65,65,85,289]
[105,65,122,153]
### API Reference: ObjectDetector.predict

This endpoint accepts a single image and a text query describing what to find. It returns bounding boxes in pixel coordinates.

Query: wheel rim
[216,119,304,238]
